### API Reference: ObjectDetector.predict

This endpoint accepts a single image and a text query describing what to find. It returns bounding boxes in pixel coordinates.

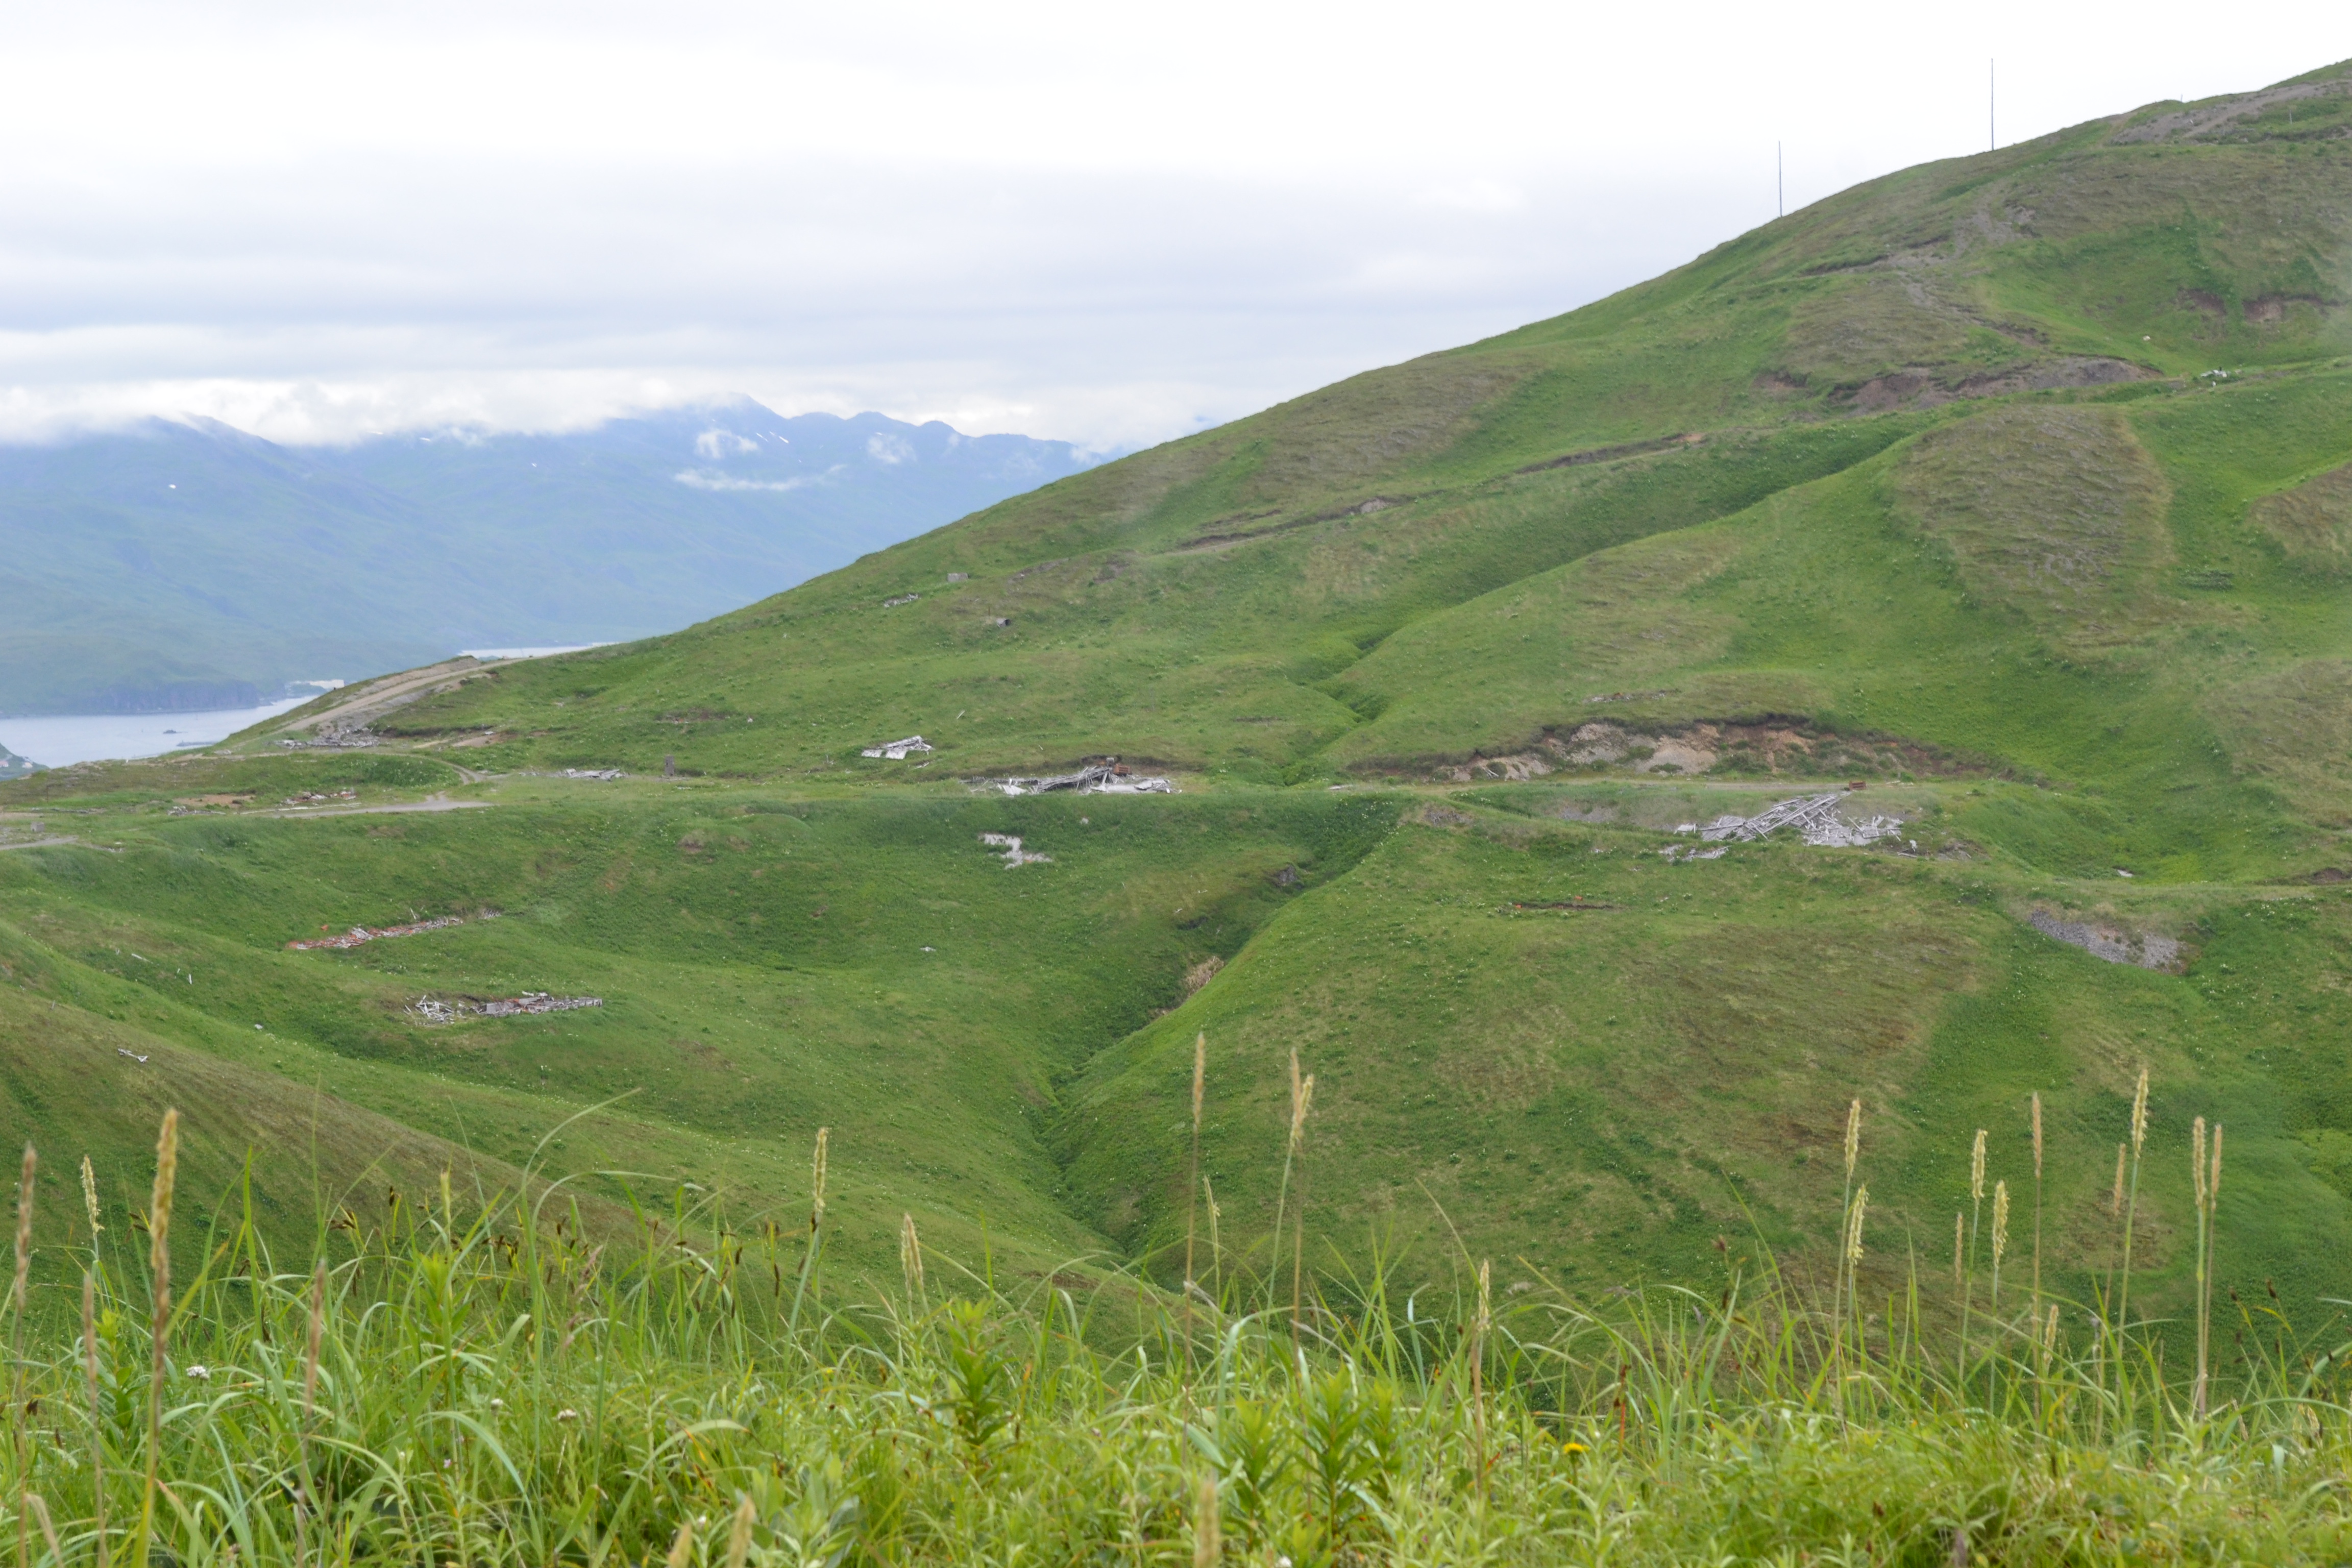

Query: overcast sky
[0,2,2343,450]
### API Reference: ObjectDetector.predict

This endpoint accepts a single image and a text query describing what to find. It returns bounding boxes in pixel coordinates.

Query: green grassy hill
[8,61,2352,1345]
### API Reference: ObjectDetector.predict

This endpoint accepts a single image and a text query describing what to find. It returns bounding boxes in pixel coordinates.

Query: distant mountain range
[0,402,1100,714]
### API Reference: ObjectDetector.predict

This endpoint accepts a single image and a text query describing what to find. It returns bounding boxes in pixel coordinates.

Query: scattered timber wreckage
[1691,792,1905,848]
[979,832,1052,867]
[287,912,492,951]
[409,992,604,1024]
[978,760,1174,796]
[278,721,378,750]
[861,736,935,760]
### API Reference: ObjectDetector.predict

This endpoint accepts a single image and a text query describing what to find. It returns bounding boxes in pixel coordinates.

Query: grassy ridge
[352,66,2352,784]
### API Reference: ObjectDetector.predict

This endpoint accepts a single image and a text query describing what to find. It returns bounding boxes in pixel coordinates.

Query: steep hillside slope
[371,62,2352,789]
[8,63,2352,1327]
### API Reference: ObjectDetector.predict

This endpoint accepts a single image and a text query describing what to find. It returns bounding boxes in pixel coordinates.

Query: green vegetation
[8,1109,2352,1566]
[8,60,2352,1558]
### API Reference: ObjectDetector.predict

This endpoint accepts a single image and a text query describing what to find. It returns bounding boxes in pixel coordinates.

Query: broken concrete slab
[978,832,1052,867]
[409,993,602,1024]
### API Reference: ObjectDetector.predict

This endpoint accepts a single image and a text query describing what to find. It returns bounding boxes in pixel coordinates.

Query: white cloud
[694,429,763,459]
[0,2,2338,450]
[865,432,914,465]
[672,467,835,493]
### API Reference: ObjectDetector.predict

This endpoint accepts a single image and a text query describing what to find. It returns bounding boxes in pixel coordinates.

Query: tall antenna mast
[1990,59,1996,151]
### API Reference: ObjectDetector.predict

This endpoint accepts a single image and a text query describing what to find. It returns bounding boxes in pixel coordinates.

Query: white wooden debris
[984,762,1172,796]
[1699,792,1904,847]
[861,736,935,760]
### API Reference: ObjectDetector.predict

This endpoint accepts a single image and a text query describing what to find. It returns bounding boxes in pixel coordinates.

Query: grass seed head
[1970,1129,1987,1204]
[809,1126,829,1234]
[1846,1185,1868,1264]
[150,1108,179,1293]
[2111,1143,2126,1216]
[1992,1181,2010,1268]
[726,1493,755,1568]
[2193,1117,2209,1208]
[79,1154,102,1237]
[304,1259,326,1417]
[2130,1066,2149,1155]
[1192,1032,1206,1130]
[12,1142,33,1314]
[1843,1097,1861,1182]
[665,1518,694,1568]
[2030,1092,2043,1181]
[1953,1213,1964,1288]
[1193,1474,1219,1568]
[899,1212,925,1302]
[1287,1058,1314,1152]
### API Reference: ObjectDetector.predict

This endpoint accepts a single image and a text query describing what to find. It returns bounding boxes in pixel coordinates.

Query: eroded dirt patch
[1430,720,1990,783]
[2026,909,2185,971]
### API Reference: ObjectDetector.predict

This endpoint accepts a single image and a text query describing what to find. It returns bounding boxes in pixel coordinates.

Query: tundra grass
[6,1118,2352,1565]
[1,781,1395,1282]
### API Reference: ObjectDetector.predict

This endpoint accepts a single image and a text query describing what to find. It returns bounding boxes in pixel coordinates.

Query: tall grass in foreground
[2,1103,2350,1565]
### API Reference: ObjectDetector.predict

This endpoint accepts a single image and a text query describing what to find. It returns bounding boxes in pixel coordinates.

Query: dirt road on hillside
[259,794,492,820]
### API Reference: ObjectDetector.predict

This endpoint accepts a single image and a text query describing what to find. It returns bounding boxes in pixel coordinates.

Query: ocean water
[0,697,313,770]
[461,644,606,660]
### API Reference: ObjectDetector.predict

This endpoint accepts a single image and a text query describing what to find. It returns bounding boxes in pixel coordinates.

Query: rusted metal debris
[409,993,603,1024]
[978,762,1173,796]
[288,914,475,951]
[861,736,934,760]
